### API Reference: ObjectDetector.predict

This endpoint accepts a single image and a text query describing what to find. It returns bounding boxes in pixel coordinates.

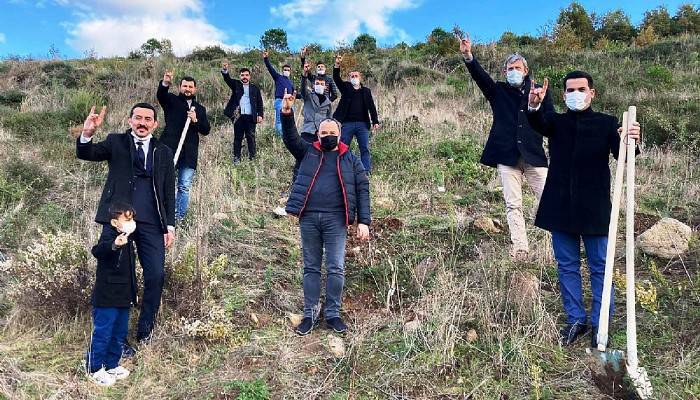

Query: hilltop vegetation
[0,2,699,399]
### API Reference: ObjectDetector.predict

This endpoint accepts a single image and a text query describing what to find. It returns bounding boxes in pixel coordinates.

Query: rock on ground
[636,217,692,259]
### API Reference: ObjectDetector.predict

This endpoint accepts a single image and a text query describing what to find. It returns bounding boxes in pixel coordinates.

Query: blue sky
[0,0,693,59]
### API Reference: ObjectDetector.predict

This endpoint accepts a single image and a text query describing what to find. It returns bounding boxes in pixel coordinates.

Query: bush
[435,138,486,185]
[42,61,85,88]
[64,89,106,124]
[1,110,67,139]
[645,64,673,86]
[186,45,228,61]
[2,230,92,315]
[0,90,25,108]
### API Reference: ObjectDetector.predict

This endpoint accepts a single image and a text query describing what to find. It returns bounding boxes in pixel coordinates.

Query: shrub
[42,61,85,88]
[3,158,54,201]
[0,90,25,108]
[186,45,228,61]
[1,110,67,139]
[645,64,673,86]
[64,89,107,124]
[435,138,486,185]
[2,230,92,315]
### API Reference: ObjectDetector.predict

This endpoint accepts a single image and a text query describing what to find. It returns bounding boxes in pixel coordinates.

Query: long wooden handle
[173,106,195,166]
[597,111,629,351]
[626,106,638,368]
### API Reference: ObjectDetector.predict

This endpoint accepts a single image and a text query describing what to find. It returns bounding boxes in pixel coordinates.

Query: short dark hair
[180,76,197,86]
[563,70,594,89]
[314,76,326,84]
[316,62,326,67]
[108,201,135,219]
[239,67,250,74]
[130,102,157,120]
[282,64,291,70]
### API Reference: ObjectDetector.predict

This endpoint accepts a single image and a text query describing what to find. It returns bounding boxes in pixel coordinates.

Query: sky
[0,0,694,59]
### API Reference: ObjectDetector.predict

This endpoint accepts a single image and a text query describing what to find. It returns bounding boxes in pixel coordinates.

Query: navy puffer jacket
[282,113,371,226]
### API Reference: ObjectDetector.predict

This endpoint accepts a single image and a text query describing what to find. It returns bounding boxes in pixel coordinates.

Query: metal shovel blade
[586,347,627,397]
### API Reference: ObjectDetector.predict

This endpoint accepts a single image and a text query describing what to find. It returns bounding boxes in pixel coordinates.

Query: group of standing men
[76,35,642,386]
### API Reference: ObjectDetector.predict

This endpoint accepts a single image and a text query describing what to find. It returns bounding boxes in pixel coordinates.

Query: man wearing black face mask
[157,70,211,222]
[280,91,371,336]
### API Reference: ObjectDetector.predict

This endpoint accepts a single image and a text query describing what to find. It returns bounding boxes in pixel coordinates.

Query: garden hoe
[173,106,196,166]
[587,106,653,399]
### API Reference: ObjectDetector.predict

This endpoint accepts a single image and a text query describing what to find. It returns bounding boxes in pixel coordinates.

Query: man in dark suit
[157,70,211,222]
[332,54,380,173]
[459,34,553,261]
[527,71,641,347]
[77,103,176,344]
[221,62,264,164]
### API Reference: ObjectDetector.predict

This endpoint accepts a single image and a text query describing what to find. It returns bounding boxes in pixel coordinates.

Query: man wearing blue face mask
[527,71,641,347]
[459,34,553,261]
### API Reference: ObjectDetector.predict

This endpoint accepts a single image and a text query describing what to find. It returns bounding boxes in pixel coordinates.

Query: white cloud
[58,0,241,57]
[0,33,5,44]
[270,0,417,47]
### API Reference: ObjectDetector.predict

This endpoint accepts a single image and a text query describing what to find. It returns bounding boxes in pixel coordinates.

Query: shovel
[173,106,196,166]
[588,106,652,399]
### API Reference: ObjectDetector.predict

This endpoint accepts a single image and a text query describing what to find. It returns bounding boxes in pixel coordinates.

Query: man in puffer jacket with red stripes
[280,90,371,336]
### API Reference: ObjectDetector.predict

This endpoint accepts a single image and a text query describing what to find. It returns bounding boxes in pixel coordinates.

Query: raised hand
[262,50,269,58]
[528,78,548,108]
[281,88,296,113]
[82,105,107,138]
[222,61,230,72]
[114,232,128,247]
[301,46,308,58]
[303,63,311,76]
[335,54,342,67]
[459,33,472,56]
[163,70,174,86]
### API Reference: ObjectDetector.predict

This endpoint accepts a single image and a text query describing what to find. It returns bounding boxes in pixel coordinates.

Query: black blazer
[527,107,637,236]
[221,71,264,120]
[156,81,211,170]
[91,226,137,308]
[76,132,176,231]
[464,56,554,168]
[332,67,379,127]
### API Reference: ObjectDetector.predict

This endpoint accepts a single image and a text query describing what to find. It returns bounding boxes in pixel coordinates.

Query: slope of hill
[0,36,698,399]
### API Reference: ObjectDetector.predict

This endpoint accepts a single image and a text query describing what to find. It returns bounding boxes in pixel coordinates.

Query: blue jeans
[300,212,348,320]
[175,166,196,221]
[86,306,130,373]
[274,98,283,137]
[341,121,371,172]
[551,231,614,328]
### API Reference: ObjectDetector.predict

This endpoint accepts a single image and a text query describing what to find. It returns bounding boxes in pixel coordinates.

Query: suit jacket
[464,56,554,168]
[332,67,379,127]
[156,81,211,169]
[221,70,264,120]
[76,132,176,231]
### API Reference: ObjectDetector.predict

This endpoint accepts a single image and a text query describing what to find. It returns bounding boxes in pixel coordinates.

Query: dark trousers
[551,231,614,328]
[291,132,318,184]
[130,221,165,340]
[340,121,371,172]
[86,306,129,373]
[299,212,348,320]
[233,115,257,160]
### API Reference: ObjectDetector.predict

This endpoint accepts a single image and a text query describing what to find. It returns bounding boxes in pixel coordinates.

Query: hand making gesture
[334,54,342,68]
[281,88,296,114]
[82,105,107,139]
[528,78,549,109]
[458,33,472,58]
[163,70,174,86]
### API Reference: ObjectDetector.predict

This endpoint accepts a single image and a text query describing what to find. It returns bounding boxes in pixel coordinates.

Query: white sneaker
[106,365,130,380]
[90,367,116,387]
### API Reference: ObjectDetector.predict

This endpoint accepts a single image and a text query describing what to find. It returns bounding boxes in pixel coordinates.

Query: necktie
[136,141,146,169]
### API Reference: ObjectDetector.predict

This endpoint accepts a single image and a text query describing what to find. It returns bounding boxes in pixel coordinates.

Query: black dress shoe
[559,322,589,346]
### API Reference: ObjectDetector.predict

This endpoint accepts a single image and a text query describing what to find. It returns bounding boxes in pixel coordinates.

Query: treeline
[123,2,700,61]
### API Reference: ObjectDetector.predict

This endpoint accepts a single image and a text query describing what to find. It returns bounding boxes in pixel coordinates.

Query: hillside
[0,35,699,399]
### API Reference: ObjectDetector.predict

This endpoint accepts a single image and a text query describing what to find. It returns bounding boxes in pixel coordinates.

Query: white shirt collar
[130,131,152,143]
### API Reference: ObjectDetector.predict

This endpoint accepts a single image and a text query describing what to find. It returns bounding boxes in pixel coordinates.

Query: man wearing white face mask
[300,46,338,102]
[527,70,641,347]
[459,34,553,261]
[263,50,294,136]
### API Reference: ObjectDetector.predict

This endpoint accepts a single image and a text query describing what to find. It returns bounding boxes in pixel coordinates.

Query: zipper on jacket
[336,155,350,226]
[299,151,325,217]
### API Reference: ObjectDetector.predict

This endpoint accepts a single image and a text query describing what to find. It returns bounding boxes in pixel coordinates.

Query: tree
[641,6,673,37]
[139,38,173,58]
[498,31,518,47]
[635,26,658,47]
[353,33,377,53]
[425,27,455,56]
[260,28,289,52]
[598,10,636,43]
[186,45,228,61]
[671,4,700,35]
[556,2,595,46]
